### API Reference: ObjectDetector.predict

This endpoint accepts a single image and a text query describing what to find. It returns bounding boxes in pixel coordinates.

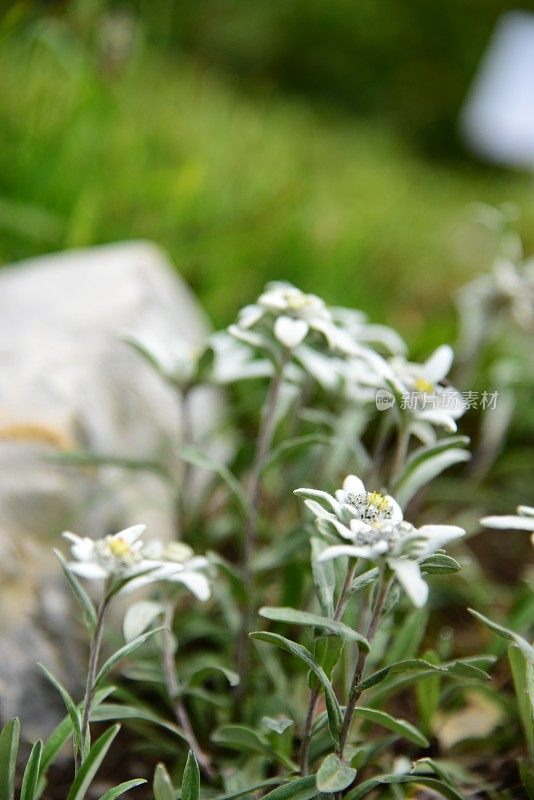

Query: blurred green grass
[2,16,534,351]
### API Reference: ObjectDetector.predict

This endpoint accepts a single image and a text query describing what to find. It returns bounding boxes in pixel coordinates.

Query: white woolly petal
[258,288,290,311]
[238,304,264,328]
[424,345,454,383]
[357,323,407,356]
[409,420,437,445]
[64,535,95,561]
[417,524,465,555]
[389,559,428,607]
[518,506,534,517]
[417,409,457,432]
[349,519,374,535]
[295,488,341,516]
[342,475,365,495]
[317,544,371,562]
[274,316,309,348]
[170,571,211,601]
[481,515,534,532]
[388,496,404,522]
[312,320,358,354]
[62,531,82,545]
[331,518,360,540]
[186,557,209,570]
[69,562,108,580]
[228,324,270,350]
[304,499,338,521]
[293,344,340,391]
[115,525,146,545]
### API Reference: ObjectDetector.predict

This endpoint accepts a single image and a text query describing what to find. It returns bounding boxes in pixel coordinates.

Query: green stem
[337,573,392,759]
[236,350,290,694]
[79,590,111,769]
[390,424,410,484]
[161,604,215,779]
[299,562,357,774]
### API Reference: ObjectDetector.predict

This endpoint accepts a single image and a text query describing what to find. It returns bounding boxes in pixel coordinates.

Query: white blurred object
[461,11,534,168]
[0,241,223,732]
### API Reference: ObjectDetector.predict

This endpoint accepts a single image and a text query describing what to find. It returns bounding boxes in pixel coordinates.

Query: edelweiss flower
[295,474,402,537]
[481,505,534,545]
[122,539,212,601]
[383,345,466,441]
[457,258,534,356]
[229,281,355,353]
[330,307,407,357]
[63,525,150,581]
[295,475,464,607]
[63,527,211,599]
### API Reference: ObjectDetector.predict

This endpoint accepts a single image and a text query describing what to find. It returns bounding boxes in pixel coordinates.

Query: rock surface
[0,241,218,734]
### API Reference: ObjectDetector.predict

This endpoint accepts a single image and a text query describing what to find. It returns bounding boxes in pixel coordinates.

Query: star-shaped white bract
[295,474,402,537]
[63,527,212,600]
[295,475,464,607]
[229,281,356,353]
[382,345,466,442]
[123,539,212,601]
[63,525,148,581]
[481,505,534,545]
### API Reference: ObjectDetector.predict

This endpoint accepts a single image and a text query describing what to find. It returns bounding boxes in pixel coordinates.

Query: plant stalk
[337,573,391,759]
[79,590,110,770]
[299,562,357,774]
[161,604,215,779]
[236,351,289,692]
[390,424,410,483]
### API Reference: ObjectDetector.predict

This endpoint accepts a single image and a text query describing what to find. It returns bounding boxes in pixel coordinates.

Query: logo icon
[375,389,395,411]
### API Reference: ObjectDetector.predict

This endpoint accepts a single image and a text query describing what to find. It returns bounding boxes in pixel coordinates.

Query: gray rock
[0,241,219,734]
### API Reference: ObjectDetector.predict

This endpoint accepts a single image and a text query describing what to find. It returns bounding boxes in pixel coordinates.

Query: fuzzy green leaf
[469,609,534,663]
[91,703,187,741]
[353,707,429,747]
[358,658,448,691]
[250,631,342,747]
[98,780,147,800]
[123,601,165,642]
[0,718,20,800]
[316,754,357,792]
[182,751,200,800]
[94,627,166,689]
[509,645,534,759]
[392,436,470,507]
[419,554,461,575]
[345,774,464,800]
[310,537,336,618]
[20,739,43,800]
[54,550,97,632]
[212,724,269,754]
[38,665,82,763]
[153,764,175,800]
[261,776,318,800]
[259,607,370,649]
[67,725,120,800]
[211,725,296,771]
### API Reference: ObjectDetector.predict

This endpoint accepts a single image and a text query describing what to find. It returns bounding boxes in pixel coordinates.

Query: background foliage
[3,1,534,350]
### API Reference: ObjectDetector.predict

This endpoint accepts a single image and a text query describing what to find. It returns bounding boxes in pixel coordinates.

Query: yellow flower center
[107,537,131,560]
[414,377,434,393]
[286,295,307,311]
[367,491,390,513]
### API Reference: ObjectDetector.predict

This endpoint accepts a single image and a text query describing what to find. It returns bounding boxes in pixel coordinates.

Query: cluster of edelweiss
[64,526,211,600]
[295,475,464,607]
[63,280,533,614]
[227,281,465,439]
